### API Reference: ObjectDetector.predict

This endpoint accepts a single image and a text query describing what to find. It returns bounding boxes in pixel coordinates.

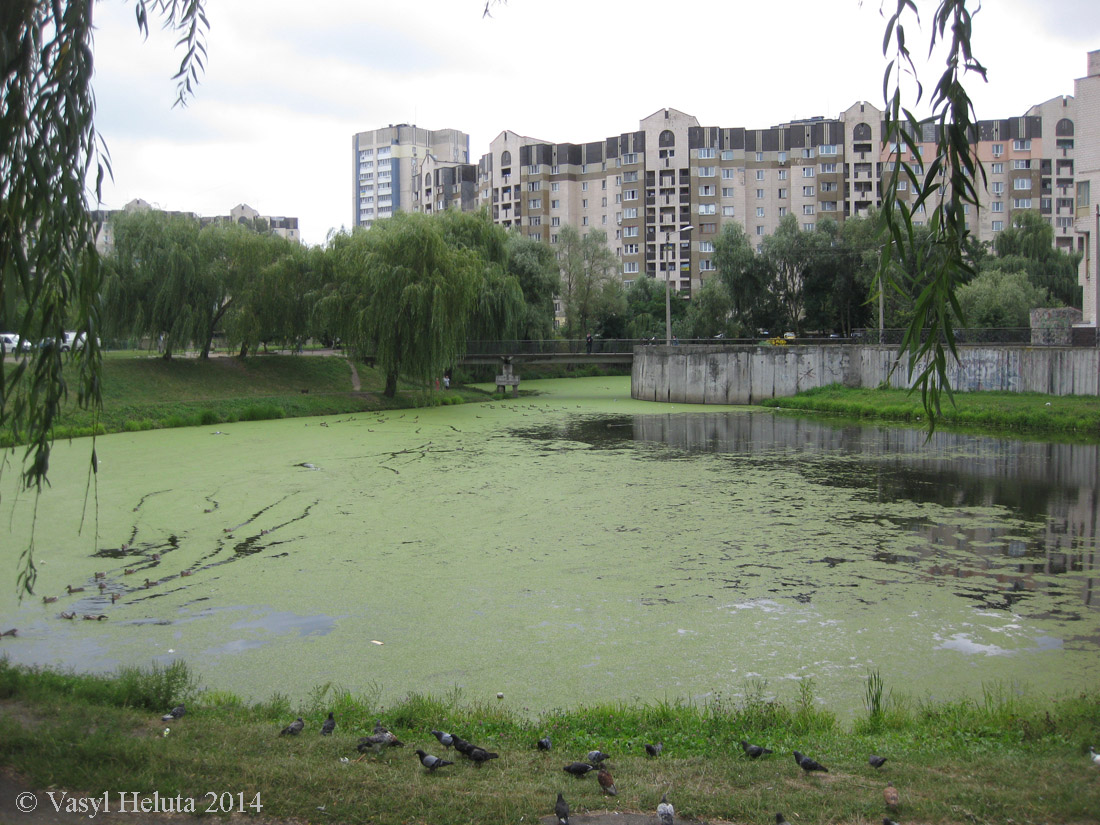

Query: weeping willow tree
[357,213,484,397]
[1,0,208,593]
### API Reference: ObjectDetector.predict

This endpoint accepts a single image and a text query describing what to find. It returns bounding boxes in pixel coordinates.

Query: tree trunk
[384,370,398,398]
[238,343,249,359]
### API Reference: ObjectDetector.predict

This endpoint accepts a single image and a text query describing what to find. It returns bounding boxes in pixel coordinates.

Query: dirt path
[346,358,361,391]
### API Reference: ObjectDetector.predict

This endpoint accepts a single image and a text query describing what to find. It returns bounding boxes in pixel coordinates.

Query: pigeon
[657,793,674,825]
[451,734,476,755]
[645,742,663,757]
[161,704,185,721]
[563,762,595,777]
[586,749,610,765]
[431,730,454,749]
[415,749,453,772]
[597,768,618,796]
[280,717,304,736]
[793,750,829,772]
[741,739,773,759]
[371,721,402,746]
[776,815,792,825]
[884,819,900,825]
[884,781,900,809]
[554,792,570,825]
[466,747,499,765]
[320,712,335,736]
[1090,747,1100,766]
[869,754,888,769]
[537,736,552,751]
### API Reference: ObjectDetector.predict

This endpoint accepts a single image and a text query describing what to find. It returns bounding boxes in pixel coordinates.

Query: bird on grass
[793,750,829,773]
[320,712,335,736]
[280,717,305,736]
[415,750,453,772]
[884,781,900,810]
[537,736,552,751]
[161,704,185,721]
[586,749,610,765]
[645,742,663,757]
[466,747,499,766]
[1090,747,1100,766]
[451,734,476,756]
[431,730,454,749]
[657,793,674,825]
[597,768,618,796]
[741,740,773,759]
[563,762,594,777]
[776,815,792,825]
[884,819,900,825]
[554,792,570,825]
[869,754,888,769]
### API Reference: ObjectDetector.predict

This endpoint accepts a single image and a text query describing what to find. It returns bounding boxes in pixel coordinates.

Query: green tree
[990,211,1081,308]
[761,215,822,335]
[956,268,1049,328]
[624,276,683,339]
[556,226,620,338]
[505,233,560,340]
[714,221,775,334]
[683,276,734,339]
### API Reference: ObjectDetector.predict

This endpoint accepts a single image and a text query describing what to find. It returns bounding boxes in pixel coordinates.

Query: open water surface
[2,377,1097,714]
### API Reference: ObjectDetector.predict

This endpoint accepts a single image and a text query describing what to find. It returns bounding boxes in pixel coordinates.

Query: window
[1078,180,1091,209]
[527,164,539,174]
[699,185,715,196]
[624,189,638,200]
[529,216,541,226]
[698,203,716,215]
[803,223,815,231]
[992,220,1004,232]
[803,204,815,215]
[992,162,1004,174]
[621,152,639,165]
[778,206,788,217]
[581,181,589,191]
[360,149,374,159]
[802,167,815,177]
[698,166,716,177]
[551,216,560,226]
[755,152,764,162]
[700,223,717,234]
[721,150,734,160]
[527,181,540,191]
[582,199,588,208]
[1013,178,1031,190]
[991,201,1003,212]
[624,261,639,274]
[821,182,837,192]
[623,243,639,255]
[377,147,391,158]
[756,189,765,199]
[551,182,560,192]
[778,151,787,163]
[551,165,560,174]
[821,202,837,212]
[528,198,541,209]
[698,147,716,159]
[1056,216,1072,228]
[803,186,815,196]
[581,216,589,226]
[623,207,638,219]
[802,148,814,158]
[819,144,838,155]
[581,164,588,173]
[991,181,1004,194]
[722,206,735,216]
[756,169,766,180]
[722,187,735,197]
[992,143,1003,157]
[698,240,715,253]
[699,259,716,271]
[623,171,638,182]
[756,207,765,217]
[756,226,765,236]
[1013,198,1032,209]
[778,169,788,180]
[1013,139,1031,151]
[624,225,639,237]
[722,168,737,179]
[551,199,560,209]
[820,163,837,173]
[1013,159,1031,170]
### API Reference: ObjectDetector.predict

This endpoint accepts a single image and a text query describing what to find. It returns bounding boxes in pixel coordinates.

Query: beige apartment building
[1073,50,1100,328]
[352,124,471,229]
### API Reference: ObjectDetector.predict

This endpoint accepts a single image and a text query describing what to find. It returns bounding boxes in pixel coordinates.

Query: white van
[1,333,32,354]
[60,332,98,351]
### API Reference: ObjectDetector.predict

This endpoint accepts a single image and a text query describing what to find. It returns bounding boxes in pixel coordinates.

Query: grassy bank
[1,354,483,445]
[0,660,1097,824]
[761,385,1100,438]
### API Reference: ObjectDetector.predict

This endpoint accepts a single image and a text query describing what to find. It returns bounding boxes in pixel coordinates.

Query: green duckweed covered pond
[2,376,1098,716]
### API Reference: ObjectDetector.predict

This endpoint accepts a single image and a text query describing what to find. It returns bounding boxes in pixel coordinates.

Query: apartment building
[1073,49,1100,328]
[352,124,470,228]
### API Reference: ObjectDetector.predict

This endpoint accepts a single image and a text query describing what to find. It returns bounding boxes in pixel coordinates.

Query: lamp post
[665,224,694,345]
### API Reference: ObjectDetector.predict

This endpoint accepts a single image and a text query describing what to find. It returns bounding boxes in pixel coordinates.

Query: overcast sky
[89,0,1099,245]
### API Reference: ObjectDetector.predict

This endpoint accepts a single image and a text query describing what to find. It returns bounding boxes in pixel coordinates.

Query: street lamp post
[665,224,694,345]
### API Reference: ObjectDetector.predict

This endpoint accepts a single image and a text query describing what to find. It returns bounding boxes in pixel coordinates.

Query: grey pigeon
[554,792,570,825]
[451,734,476,755]
[563,761,594,777]
[431,730,454,749]
[869,754,887,769]
[537,736,552,751]
[161,704,185,721]
[585,749,610,765]
[657,793,674,825]
[776,815,792,825]
[415,749,453,772]
[645,742,662,757]
[741,739,773,759]
[466,746,499,765]
[320,712,335,736]
[279,717,304,736]
[793,750,828,772]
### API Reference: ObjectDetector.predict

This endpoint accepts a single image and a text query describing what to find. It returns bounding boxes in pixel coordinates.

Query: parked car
[59,332,99,351]
[1,333,32,354]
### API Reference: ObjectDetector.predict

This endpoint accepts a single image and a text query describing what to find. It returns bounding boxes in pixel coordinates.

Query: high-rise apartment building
[352,124,470,228]
[1073,50,1100,328]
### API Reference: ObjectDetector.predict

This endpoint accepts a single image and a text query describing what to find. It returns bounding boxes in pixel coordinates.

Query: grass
[1,659,1098,824]
[761,384,1100,438]
[1,354,487,445]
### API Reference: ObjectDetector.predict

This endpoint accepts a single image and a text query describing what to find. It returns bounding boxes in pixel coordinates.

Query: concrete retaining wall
[631,344,1100,404]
